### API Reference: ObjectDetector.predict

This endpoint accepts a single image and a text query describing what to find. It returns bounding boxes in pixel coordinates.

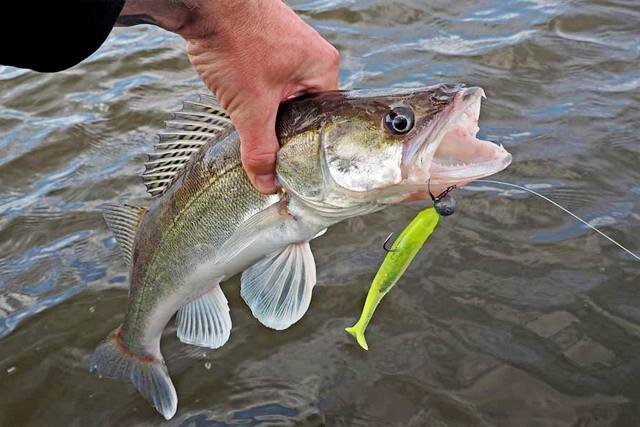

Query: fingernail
[255,173,276,193]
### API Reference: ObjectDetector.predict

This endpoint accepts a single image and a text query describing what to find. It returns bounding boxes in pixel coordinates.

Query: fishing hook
[382,182,457,253]
[382,232,397,252]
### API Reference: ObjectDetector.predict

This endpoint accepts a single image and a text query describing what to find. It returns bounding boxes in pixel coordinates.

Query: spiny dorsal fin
[103,203,147,266]
[142,94,234,197]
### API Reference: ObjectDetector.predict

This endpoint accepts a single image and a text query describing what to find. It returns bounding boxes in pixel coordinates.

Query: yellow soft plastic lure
[345,207,441,350]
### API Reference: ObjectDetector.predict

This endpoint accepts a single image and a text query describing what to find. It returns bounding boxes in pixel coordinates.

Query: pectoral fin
[241,242,316,330]
[176,285,231,349]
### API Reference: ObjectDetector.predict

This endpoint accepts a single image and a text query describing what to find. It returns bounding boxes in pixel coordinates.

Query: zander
[90,84,511,419]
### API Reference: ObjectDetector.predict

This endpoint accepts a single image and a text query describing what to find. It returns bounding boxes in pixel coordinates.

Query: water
[1,0,639,425]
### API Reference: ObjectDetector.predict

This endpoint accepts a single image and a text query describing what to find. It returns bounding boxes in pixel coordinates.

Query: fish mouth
[403,87,512,188]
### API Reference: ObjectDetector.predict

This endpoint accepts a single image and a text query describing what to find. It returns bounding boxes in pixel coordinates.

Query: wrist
[118,1,301,46]
[177,0,288,41]
[117,0,199,33]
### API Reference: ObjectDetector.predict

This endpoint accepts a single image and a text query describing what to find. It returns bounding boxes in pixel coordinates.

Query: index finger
[232,102,280,194]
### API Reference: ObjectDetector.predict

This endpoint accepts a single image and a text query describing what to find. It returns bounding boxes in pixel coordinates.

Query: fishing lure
[432,185,456,217]
[346,176,640,351]
[345,185,456,350]
[345,206,442,350]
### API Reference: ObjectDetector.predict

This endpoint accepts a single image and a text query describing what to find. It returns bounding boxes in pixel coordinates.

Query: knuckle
[241,147,276,170]
[327,46,341,68]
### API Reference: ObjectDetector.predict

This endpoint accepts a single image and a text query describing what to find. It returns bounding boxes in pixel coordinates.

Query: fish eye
[384,105,415,135]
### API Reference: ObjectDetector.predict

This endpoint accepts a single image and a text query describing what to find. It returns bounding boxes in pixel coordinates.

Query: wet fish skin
[276,85,462,210]
[124,134,276,353]
[90,84,512,419]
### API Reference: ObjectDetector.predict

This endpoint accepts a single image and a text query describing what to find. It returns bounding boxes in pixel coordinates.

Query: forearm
[117,0,283,40]
[119,0,339,194]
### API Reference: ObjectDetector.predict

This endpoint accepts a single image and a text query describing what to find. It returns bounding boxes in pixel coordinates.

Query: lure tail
[345,321,369,351]
[89,327,177,420]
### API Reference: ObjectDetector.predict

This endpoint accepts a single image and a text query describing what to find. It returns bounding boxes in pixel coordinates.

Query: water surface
[1,0,639,425]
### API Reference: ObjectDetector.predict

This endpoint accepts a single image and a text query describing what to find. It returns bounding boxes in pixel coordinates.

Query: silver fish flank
[90,84,512,419]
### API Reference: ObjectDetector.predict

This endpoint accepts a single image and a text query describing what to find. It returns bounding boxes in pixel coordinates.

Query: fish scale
[89,84,511,420]
[125,134,275,350]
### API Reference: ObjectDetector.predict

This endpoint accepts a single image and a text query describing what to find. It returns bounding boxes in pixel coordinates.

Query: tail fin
[345,322,369,351]
[89,328,177,420]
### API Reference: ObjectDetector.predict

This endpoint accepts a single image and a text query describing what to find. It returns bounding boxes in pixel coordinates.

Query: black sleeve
[0,0,126,73]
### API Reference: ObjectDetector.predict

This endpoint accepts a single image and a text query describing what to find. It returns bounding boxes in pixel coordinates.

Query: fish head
[276,83,511,212]
[394,83,513,201]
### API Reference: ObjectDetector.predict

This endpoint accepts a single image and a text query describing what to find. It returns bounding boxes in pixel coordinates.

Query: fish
[345,206,441,350]
[89,83,512,419]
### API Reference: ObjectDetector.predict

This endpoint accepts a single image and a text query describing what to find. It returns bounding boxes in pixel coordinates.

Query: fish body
[346,207,441,350]
[90,85,511,419]
[119,133,277,354]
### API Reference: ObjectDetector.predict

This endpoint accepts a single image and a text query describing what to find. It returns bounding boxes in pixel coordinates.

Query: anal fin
[176,285,231,349]
[241,242,317,330]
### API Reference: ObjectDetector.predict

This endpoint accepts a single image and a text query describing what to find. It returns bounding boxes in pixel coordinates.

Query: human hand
[118,0,339,193]
[184,1,340,193]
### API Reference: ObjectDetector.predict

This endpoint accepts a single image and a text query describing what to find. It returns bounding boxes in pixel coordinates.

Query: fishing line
[471,179,640,263]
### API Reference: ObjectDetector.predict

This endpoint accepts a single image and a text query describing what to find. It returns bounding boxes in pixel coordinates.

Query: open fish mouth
[404,86,512,186]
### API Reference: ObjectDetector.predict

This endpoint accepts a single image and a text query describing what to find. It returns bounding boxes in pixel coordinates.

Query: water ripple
[367,30,537,57]
[1,0,639,424]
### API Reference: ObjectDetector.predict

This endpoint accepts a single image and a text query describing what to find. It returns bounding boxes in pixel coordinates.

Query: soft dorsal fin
[103,203,147,266]
[142,94,234,197]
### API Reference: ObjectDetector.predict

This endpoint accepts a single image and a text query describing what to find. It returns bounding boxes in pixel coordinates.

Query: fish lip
[403,86,512,185]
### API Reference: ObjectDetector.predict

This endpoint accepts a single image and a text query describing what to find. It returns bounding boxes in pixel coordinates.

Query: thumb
[233,107,280,194]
